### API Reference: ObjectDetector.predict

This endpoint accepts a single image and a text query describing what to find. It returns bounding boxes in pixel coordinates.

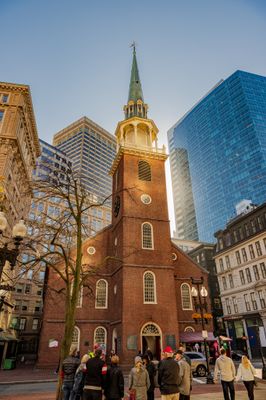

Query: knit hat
[163,346,173,355]
[135,356,142,365]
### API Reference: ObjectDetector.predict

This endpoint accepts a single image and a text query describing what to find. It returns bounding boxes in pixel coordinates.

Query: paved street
[0,380,266,400]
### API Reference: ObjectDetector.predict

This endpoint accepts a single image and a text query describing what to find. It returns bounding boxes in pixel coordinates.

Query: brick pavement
[1,385,266,400]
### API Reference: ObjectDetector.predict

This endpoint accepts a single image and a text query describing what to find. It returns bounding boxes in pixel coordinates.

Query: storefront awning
[219,335,233,342]
[180,331,216,343]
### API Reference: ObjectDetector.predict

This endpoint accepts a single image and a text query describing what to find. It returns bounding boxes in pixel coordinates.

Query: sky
[1,0,266,233]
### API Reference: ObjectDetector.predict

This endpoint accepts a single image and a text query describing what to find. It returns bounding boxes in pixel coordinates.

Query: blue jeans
[221,380,235,400]
[62,381,74,400]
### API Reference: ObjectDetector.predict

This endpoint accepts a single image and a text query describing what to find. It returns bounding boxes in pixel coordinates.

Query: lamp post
[191,277,214,384]
[0,211,27,282]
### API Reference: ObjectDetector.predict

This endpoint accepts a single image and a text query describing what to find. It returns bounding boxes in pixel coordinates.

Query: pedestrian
[179,345,191,366]
[143,355,156,400]
[62,345,80,400]
[175,350,192,400]
[214,347,236,400]
[236,355,257,400]
[144,348,154,361]
[104,355,124,400]
[70,354,90,400]
[158,346,180,400]
[129,356,150,400]
[83,347,107,400]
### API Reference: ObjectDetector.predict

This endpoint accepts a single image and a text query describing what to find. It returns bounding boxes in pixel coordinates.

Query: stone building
[37,49,212,368]
[214,200,266,358]
[0,82,40,365]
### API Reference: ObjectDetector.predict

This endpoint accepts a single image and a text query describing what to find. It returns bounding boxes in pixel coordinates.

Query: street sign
[202,330,208,339]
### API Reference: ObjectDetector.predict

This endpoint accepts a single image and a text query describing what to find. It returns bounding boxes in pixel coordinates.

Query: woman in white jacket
[236,355,256,400]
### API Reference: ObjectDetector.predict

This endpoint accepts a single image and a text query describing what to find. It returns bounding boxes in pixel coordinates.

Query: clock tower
[108,46,179,365]
[37,47,212,370]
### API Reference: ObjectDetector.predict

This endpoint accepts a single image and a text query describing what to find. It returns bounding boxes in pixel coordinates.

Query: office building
[53,117,116,203]
[168,70,266,242]
[214,200,266,358]
[0,82,40,367]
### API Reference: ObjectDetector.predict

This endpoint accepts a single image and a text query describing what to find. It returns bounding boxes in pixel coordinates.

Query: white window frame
[72,326,80,350]
[94,326,107,348]
[143,271,157,304]
[95,279,108,309]
[181,283,193,310]
[184,326,195,332]
[142,222,154,250]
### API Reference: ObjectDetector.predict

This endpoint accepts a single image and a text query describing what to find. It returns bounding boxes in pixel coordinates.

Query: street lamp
[0,212,27,280]
[191,276,214,384]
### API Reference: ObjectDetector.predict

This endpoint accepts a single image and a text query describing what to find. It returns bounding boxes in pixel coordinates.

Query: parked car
[184,351,207,377]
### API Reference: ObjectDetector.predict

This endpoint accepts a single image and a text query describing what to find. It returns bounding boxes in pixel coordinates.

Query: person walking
[83,348,107,400]
[62,346,80,400]
[175,350,192,400]
[158,346,180,400]
[214,348,236,400]
[143,355,156,400]
[70,354,90,400]
[104,355,124,400]
[236,355,257,400]
[129,356,150,400]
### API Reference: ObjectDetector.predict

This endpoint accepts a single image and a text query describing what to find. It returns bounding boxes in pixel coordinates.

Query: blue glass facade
[168,70,266,243]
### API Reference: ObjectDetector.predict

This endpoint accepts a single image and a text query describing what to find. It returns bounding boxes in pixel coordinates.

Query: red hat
[163,346,173,354]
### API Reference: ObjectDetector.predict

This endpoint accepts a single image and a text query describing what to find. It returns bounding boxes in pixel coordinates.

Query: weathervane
[130,41,137,53]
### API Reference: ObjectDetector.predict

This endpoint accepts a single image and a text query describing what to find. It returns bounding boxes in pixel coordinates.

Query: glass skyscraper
[168,70,266,243]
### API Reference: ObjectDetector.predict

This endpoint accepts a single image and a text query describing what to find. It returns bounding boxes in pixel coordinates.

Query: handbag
[129,388,136,400]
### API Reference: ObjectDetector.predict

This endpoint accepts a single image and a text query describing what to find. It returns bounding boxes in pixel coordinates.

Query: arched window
[181,283,192,310]
[95,279,108,308]
[184,326,195,332]
[142,222,154,249]
[72,326,80,350]
[143,271,157,303]
[94,326,107,349]
[138,160,151,181]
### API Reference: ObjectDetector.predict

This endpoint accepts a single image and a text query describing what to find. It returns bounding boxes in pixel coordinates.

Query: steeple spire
[128,43,144,103]
[124,44,148,120]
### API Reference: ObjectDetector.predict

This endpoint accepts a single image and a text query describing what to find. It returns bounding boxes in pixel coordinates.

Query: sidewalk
[0,365,57,384]
[1,384,266,400]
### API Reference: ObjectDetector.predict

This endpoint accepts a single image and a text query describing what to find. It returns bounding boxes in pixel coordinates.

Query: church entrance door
[141,323,162,360]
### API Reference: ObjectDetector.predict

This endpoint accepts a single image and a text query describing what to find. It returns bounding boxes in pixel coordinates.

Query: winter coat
[214,355,236,382]
[177,358,192,396]
[158,358,180,395]
[236,363,257,382]
[129,366,150,400]
[84,355,107,389]
[146,362,156,392]
[69,363,87,400]
[62,356,80,383]
[104,364,124,399]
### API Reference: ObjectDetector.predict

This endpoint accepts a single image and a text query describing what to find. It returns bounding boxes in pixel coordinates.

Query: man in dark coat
[158,346,180,400]
[104,355,124,400]
[83,348,107,400]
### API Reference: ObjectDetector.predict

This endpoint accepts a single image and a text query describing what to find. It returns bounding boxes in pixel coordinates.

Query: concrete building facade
[214,201,266,358]
[0,82,40,366]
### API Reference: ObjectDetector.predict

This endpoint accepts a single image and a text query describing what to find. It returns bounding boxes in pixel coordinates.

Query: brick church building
[37,48,213,368]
